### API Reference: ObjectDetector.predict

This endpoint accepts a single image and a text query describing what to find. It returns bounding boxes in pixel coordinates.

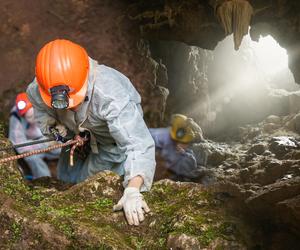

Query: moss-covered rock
[0,132,246,249]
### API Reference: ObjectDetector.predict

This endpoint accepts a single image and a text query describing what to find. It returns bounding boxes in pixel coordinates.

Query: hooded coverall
[27,58,155,191]
[149,127,200,179]
[8,107,60,179]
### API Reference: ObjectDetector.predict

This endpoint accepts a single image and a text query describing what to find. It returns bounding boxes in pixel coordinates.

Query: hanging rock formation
[214,0,253,50]
[129,0,300,84]
[210,0,253,50]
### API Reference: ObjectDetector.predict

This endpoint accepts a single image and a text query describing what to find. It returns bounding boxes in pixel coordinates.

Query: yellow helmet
[170,114,204,143]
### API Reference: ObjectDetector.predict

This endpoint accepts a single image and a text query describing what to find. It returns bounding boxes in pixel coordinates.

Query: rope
[0,138,55,152]
[69,136,87,167]
[0,138,87,164]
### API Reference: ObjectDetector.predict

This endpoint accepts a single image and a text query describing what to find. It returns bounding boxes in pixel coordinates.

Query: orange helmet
[15,92,33,116]
[35,39,89,109]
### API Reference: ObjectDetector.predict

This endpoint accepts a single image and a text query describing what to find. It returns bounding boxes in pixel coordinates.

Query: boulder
[246,177,300,235]
[276,195,300,235]
[265,115,281,124]
[263,123,280,133]
[0,155,246,249]
[269,136,299,157]
[294,113,300,134]
[247,143,266,155]
[288,92,300,114]
[167,233,201,250]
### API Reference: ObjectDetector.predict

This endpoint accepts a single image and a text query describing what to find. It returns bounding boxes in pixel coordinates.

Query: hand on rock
[113,187,150,226]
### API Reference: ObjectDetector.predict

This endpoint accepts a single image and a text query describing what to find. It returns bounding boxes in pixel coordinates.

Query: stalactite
[211,0,253,50]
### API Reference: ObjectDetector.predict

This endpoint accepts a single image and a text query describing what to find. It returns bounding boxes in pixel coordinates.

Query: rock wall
[150,41,212,131]
[209,115,300,249]
[2,0,300,130]
[129,0,300,86]
[124,0,300,137]
[0,0,167,127]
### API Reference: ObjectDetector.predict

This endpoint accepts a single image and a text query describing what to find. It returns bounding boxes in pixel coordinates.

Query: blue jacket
[149,128,199,179]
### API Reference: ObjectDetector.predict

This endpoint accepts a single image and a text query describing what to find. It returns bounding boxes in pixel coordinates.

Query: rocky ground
[1,115,300,249]
[193,113,300,250]
[0,123,248,250]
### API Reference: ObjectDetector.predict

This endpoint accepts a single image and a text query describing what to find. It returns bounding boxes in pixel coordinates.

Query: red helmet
[35,39,89,109]
[15,92,32,116]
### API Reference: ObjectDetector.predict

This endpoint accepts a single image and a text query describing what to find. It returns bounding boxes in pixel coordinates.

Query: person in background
[150,114,204,181]
[9,92,60,179]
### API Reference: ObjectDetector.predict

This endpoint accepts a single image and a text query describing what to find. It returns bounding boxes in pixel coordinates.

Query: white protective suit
[26,58,156,191]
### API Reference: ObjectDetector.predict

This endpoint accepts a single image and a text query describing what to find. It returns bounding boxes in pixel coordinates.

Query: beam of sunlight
[250,35,289,76]
[189,34,298,128]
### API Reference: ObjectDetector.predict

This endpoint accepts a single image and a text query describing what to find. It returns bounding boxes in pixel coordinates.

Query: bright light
[17,100,26,110]
[250,35,289,76]
[187,34,297,128]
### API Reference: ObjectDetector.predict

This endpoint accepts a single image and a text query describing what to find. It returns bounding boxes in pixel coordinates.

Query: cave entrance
[208,34,298,139]
[150,35,299,140]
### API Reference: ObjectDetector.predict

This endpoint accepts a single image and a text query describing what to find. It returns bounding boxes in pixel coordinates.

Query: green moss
[54,206,76,218]
[2,173,27,196]
[158,238,166,248]
[0,136,245,249]
[0,122,6,138]
[74,244,113,250]
[11,221,22,242]
[55,222,75,239]
[128,236,145,250]
[30,190,46,202]
[91,198,113,210]
[199,225,220,246]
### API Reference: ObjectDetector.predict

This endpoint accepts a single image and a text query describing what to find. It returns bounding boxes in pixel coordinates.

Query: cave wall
[250,0,300,83]
[127,0,225,50]
[129,0,300,84]
[150,41,212,132]
[0,0,166,126]
[1,0,300,132]
[126,0,300,136]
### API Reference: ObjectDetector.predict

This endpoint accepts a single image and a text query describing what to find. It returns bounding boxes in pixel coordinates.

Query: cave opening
[207,34,299,139]
[151,34,299,141]
[148,32,300,249]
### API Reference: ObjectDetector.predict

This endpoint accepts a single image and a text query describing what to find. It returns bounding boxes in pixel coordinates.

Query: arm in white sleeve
[104,101,156,192]
[26,81,57,135]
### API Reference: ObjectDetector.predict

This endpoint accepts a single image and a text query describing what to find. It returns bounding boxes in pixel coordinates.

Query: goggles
[50,85,70,109]
[17,100,27,111]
